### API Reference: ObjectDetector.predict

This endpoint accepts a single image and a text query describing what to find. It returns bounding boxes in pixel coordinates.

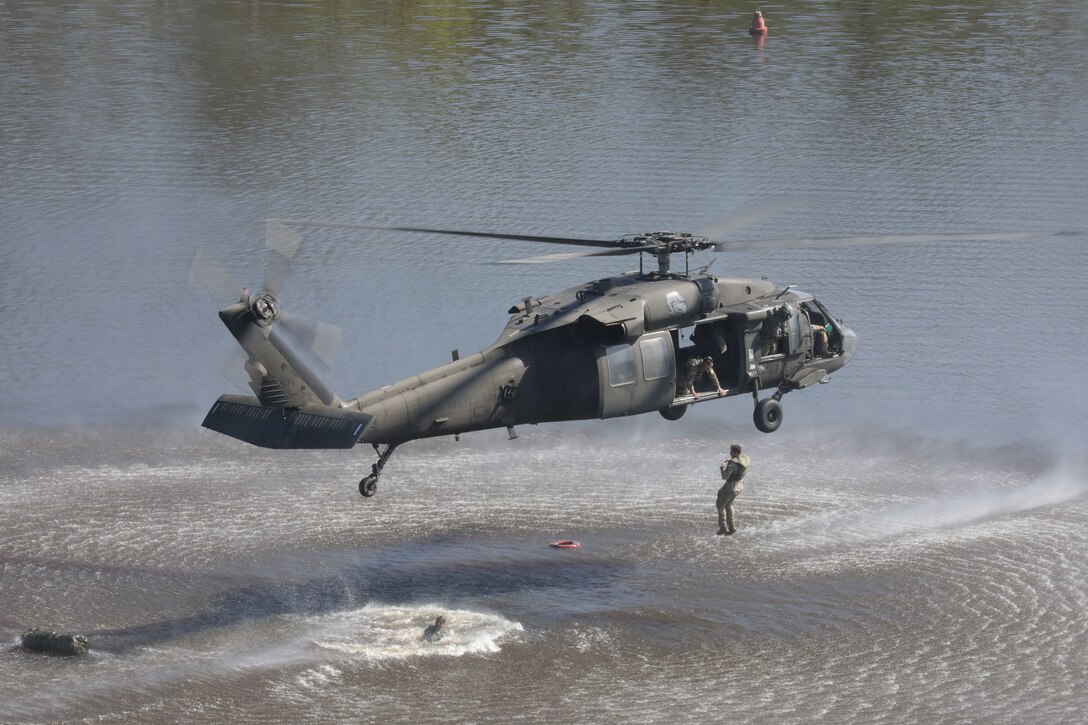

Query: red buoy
[549,540,581,549]
[748,10,768,36]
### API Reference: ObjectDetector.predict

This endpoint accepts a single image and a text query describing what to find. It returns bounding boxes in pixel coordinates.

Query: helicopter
[195,209,1051,498]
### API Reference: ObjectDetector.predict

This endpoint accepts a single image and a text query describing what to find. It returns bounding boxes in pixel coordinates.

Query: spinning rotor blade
[267,211,1077,266]
[189,249,243,307]
[193,223,343,382]
[272,196,808,259]
[693,196,810,241]
[712,230,1067,253]
[280,312,342,369]
[498,245,659,264]
[220,314,341,397]
[223,350,253,393]
[269,218,620,248]
[190,221,304,304]
[263,222,342,367]
[264,220,303,294]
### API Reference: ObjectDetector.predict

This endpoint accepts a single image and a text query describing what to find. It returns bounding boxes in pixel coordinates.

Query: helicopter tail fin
[202,291,368,449]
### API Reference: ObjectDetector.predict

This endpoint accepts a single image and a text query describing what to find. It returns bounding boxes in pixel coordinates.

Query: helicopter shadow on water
[82,541,635,653]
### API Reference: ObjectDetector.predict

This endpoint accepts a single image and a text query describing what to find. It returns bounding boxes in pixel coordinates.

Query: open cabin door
[596,331,676,419]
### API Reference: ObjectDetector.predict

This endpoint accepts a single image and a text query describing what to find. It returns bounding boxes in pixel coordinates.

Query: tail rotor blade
[266,219,304,259]
[223,350,252,394]
[264,220,303,294]
[280,312,343,370]
[189,249,243,307]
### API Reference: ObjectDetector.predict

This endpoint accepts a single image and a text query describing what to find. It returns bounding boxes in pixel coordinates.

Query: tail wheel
[359,475,378,497]
[753,398,783,433]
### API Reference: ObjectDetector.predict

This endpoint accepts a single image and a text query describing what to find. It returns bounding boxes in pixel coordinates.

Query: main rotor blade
[270,218,620,249]
[713,230,1066,253]
[497,246,658,264]
[693,196,810,241]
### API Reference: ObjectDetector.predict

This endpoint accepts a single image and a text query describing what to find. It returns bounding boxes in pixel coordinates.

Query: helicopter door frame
[596,331,676,419]
[801,299,842,357]
[786,306,803,355]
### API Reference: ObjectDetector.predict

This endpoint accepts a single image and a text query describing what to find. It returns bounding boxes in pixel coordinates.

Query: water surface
[1,2,1086,722]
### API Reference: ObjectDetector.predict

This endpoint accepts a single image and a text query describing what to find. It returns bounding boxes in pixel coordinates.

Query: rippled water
[1,425,1085,722]
[1,1,1087,723]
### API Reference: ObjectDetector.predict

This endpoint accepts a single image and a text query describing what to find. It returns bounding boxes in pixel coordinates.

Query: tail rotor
[189,222,344,408]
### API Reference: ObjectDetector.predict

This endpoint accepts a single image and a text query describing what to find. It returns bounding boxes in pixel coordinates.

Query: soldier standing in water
[717,443,750,536]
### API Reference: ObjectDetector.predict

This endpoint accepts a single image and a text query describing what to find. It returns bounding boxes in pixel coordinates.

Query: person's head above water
[435,616,446,627]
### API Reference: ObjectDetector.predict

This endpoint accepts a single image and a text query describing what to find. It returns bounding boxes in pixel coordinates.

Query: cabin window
[605,344,637,387]
[639,336,671,381]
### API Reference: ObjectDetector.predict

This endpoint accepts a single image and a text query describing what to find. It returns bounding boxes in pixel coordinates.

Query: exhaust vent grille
[257,377,291,407]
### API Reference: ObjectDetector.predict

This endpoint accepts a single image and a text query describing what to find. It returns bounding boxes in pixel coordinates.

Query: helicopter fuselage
[342,270,857,444]
[199,223,866,497]
[196,214,1057,498]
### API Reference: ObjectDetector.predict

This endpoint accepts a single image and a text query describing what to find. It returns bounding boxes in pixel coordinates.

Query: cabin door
[596,331,676,419]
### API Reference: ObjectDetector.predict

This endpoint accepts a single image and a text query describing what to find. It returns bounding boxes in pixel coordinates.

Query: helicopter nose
[839,325,859,364]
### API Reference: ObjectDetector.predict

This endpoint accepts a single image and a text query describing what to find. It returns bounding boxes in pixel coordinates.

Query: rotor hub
[619,231,715,276]
[620,231,712,254]
[250,291,280,324]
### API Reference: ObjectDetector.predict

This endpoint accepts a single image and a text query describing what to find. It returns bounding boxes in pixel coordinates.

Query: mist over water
[2,1,1087,723]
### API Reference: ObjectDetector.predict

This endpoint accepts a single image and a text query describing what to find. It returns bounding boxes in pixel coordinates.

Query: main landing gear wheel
[659,404,688,421]
[359,475,378,497]
[753,398,783,433]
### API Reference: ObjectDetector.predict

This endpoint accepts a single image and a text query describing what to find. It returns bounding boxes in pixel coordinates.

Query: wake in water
[0,603,523,722]
[307,603,524,659]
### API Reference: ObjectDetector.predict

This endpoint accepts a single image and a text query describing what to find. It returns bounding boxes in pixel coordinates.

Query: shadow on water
[84,542,632,652]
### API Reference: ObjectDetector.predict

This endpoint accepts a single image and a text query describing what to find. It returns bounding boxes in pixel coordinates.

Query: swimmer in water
[422,615,447,643]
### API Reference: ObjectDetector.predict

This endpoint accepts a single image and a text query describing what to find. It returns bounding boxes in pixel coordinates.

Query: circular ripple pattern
[1,423,1085,723]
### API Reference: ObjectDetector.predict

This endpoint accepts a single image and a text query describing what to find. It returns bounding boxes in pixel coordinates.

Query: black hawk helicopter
[194,209,1048,497]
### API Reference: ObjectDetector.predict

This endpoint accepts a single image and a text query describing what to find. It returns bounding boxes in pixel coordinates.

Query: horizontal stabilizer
[202,395,371,449]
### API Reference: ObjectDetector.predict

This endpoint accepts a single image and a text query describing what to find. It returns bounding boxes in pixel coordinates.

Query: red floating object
[549,540,581,549]
[749,10,768,36]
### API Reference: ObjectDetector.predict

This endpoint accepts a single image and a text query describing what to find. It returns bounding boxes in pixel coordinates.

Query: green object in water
[20,628,91,656]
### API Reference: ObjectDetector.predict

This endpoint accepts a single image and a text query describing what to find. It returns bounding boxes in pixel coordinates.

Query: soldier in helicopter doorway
[678,355,726,397]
